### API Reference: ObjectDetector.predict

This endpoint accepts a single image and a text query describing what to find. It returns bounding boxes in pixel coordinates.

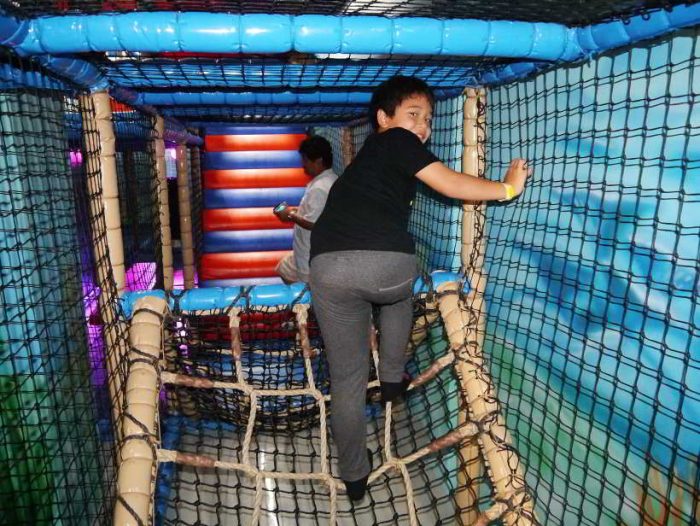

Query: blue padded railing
[120,270,467,318]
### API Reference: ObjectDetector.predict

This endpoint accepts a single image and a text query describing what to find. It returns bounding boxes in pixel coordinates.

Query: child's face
[377,94,433,143]
[301,154,324,177]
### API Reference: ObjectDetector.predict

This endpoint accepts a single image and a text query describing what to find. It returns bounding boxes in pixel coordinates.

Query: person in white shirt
[274,135,338,283]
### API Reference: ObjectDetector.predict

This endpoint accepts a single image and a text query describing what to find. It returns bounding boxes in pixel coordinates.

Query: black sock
[344,449,373,502]
[380,376,410,403]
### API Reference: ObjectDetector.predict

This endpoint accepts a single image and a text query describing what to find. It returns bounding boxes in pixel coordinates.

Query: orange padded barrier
[200,251,290,279]
[205,133,307,152]
[203,167,310,189]
[203,208,290,231]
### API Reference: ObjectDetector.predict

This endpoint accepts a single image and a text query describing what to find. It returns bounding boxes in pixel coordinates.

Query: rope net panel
[310,126,347,177]
[0,0,690,25]
[481,28,699,525]
[411,94,467,275]
[112,100,161,291]
[120,282,531,526]
[349,120,373,156]
[0,48,122,524]
[187,145,203,275]
[0,1,696,525]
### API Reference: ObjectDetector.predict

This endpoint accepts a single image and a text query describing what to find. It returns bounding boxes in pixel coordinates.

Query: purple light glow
[84,262,157,391]
[173,268,198,290]
[70,150,83,166]
[125,262,157,291]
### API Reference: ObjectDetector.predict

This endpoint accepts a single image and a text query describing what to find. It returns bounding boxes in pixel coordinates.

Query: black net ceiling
[0,0,694,125]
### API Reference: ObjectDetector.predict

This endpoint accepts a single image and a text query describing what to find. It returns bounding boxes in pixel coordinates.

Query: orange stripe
[203,208,291,231]
[203,168,310,189]
[110,99,133,113]
[205,134,307,152]
[200,251,290,279]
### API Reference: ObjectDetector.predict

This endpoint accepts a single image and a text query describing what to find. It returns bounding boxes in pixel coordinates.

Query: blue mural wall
[484,30,699,525]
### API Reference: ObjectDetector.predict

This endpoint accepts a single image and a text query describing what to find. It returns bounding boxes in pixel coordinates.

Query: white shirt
[293,168,338,279]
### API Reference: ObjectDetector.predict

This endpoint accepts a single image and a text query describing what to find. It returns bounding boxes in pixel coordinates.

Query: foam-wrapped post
[79,91,128,441]
[114,295,169,525]
[176,143,195,289]
[458,87,489,523]
[437,281,534,525]
[153,116,174,290]
[461,88,487,284]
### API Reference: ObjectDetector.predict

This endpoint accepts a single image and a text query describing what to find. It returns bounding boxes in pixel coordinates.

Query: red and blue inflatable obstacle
[200,126,310,287]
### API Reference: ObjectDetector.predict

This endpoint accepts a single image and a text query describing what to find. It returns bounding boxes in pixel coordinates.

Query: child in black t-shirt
[309,76,530,502]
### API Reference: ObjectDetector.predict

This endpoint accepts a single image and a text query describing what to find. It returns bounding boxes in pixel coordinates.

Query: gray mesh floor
[159,401,459,525]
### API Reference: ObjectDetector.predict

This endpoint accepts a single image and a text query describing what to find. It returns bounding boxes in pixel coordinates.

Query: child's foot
[380,374,411,404]
[344,449,373,502]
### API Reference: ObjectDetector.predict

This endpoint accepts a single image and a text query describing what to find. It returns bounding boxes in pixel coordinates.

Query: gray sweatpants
[309,250,418,482]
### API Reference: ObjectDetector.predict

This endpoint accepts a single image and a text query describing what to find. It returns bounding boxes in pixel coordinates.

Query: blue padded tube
[577,4,700,54]
[478,62,544,86]
[36,56,109,90]
[8,7,700,60]
[121,270,467,317]
[135,89,462,105]
[162,125,203,146]
[0,63,69,90]
[204,150,302,170]
[139,91,372,106]
[204,188,305,209]
[14,13,577,60]
[203,230,294,253]
[0,13,28,48]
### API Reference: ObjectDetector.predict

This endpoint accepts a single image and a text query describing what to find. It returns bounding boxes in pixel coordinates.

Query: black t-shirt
[310,127,439,259]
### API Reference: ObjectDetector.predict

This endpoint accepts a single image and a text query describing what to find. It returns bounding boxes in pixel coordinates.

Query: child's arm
[416,158,530,202]
[275,206,315,230]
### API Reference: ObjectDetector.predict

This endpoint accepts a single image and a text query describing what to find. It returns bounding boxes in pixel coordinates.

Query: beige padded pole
[153,116,174,290]
[114,295,169,526]
[80,91,128,442]
[405,294,439,357]
[438,282,533,525]
[176,143,195,289]
[456,87,489,522]
[462,88,488,286]
[82,91,126,292]
[461,89,534,524]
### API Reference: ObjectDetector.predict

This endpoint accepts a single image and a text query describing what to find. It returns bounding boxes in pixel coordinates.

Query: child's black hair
[369,76,435,130]
[299,135,333,168]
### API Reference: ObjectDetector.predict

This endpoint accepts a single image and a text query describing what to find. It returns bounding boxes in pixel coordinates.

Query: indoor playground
[0,1,698,525]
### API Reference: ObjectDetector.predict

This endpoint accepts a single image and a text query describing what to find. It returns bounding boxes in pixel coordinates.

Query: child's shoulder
[373,127,420,143]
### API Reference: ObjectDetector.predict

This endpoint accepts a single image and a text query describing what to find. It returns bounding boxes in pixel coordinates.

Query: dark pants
[309,250,417,481]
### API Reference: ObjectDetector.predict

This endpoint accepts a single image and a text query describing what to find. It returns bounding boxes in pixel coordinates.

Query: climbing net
[115,277,535,526]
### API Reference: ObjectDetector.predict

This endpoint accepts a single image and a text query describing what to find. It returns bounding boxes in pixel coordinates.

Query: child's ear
[376,109,388,128]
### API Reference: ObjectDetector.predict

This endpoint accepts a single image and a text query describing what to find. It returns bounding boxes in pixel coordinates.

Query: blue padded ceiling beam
[139,91,371,106]
[6,5,700,61]
[163,123,203,146]
[36,56,109,90]
[134,88,464,106]
[12,13,580,60]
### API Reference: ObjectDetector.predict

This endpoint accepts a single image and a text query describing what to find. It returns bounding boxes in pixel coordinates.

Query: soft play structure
[200,125,309,287]
[0,2,698,526]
